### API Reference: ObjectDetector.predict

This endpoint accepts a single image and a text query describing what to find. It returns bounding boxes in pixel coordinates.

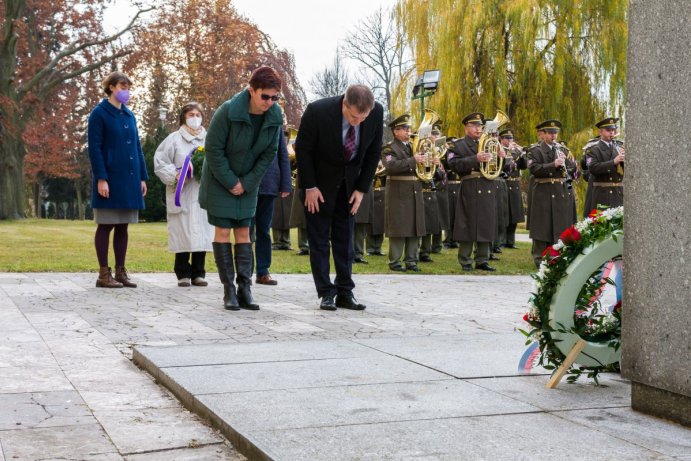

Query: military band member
[381,114,426,272]
[442,136,461,248]
[499,128,527,248]
[491,124,509,258]
[288,173,310,255]
[526,119,578,267]
[584,117,624,213]
[366,166,386,256]
[352,186,374,263]
[272,192,293,250]
[431,124,450,253]
[447,112,505,271]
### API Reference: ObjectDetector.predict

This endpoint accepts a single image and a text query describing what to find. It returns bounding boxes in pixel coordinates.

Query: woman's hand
[97,179,109,198]
[230,181,245,196]
[141,181,147,197]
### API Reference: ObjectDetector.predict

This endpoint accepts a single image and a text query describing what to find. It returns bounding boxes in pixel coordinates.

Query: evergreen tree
[140,126,169,222]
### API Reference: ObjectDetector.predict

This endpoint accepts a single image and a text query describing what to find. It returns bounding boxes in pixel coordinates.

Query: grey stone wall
[622,0,691,425]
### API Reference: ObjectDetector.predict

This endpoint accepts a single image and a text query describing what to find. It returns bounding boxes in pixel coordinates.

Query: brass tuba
[412,109,444,183]
[478,110,510,180]
[285,126,298,187]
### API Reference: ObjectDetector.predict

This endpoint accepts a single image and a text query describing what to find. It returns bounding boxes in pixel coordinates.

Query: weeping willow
[396,0,627,213]
[396,0,627,139]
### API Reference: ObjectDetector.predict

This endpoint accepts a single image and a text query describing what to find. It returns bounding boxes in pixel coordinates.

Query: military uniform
[447,112,498,270]
[527,119,578,267]
[499,129,527,248]
[272,192,293,249]
[352,186,374,262]
[442,140,461,248]
[382,114,425,271]
[366,172,386,255]
[585,118,624,213]
[419,172,444,262]
[288,174,309,254]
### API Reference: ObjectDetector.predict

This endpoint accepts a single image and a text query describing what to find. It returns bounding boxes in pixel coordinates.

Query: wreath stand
[544,235,624,389]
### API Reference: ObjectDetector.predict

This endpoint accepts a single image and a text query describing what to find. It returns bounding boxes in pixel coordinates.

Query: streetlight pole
[411,70,441,123]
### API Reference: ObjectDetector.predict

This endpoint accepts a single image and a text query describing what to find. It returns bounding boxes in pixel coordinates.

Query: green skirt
[207,214,252,229]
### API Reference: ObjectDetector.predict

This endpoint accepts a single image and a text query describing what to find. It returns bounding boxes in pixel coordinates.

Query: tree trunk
[0,133,26,220]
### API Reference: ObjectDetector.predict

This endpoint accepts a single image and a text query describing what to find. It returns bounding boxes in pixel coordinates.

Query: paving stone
[0,366,73,393]
[471,373,630,411]
[161,355,449,395]
[554,407,691,458]
[0,424,121,461]
[124,444,246,461]
[135,339,379,368]
[0,339,57,368]
[250,412,672,460]
[198,379,540,432]
[0,391,94,430]
[92,407,224,455]
[354,332,548,378]
[79,388,181,412]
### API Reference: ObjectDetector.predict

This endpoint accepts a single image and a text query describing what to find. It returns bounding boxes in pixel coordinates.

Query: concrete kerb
[133,347,274,461]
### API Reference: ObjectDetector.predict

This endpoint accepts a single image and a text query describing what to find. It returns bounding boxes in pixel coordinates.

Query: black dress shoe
[297,249,310,256]
[503,244,518,249]
[368,251,385,256]
[492,246,503,254]
[461,264,473,271]
[406,265,422,272]
[389,264,406,272]
[336,293,366,310]
[419,255,433,262]
[447,242,459,248]
[353,257,369,264]
[489,254,500,261]
[475,263,497,272]
[319,294,337,311]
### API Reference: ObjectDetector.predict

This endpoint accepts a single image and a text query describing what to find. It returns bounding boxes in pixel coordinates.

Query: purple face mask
[115,89,130,105]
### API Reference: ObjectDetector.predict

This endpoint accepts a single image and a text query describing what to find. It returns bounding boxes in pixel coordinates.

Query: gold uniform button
[552,194,555,198]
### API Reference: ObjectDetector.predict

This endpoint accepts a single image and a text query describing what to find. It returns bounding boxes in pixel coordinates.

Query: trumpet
[554,142,574,190]
[613,138,625,174]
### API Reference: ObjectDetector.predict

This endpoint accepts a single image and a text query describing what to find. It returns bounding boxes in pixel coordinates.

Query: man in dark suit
[295,85,384,311]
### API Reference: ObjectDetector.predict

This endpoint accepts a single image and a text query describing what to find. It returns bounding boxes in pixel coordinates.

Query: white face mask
[186,116,202,130]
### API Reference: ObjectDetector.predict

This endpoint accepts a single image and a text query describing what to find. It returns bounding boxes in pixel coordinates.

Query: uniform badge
[447,152,454,160]
[385,154,392,162]
[586,157,593,166]
[528,159,533,166]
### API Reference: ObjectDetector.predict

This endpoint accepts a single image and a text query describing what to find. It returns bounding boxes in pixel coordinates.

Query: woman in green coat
[199,67,283,311]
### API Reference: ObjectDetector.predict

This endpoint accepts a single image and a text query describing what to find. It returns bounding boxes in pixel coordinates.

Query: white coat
[154,127,214,253]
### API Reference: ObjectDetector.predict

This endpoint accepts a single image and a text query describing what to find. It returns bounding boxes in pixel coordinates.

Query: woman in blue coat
[88,72,148,288]
[199,66,283,311]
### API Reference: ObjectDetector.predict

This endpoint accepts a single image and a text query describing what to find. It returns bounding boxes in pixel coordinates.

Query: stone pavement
[1,272,689,460]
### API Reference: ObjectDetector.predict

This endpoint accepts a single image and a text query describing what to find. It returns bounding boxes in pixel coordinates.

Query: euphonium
[286,127,298,187]
[413,109,443,183]
[478,110,510,180]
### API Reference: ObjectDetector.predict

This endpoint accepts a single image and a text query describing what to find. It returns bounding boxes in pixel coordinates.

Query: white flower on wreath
[553,240,565,251]
[576,217,593,233]
[602,206,624,221]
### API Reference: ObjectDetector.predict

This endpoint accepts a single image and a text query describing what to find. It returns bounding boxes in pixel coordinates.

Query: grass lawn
[0,219,535,275]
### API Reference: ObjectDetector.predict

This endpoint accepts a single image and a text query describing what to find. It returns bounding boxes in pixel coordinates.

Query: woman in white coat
[154,103,214,287]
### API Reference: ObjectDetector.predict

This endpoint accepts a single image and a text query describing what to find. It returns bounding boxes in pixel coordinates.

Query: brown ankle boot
[96,267,123,288]
[114,266,137,288]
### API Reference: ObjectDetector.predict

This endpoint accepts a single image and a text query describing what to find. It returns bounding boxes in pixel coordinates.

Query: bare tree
[341,7,412,117]
[309,49,350,100]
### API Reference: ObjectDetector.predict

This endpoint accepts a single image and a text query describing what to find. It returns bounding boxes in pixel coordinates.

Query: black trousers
[174,252,206,280]
[305,181,355,298]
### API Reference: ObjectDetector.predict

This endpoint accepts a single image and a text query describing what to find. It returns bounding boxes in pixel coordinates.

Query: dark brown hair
[178,102,204,126]
[249,66,282,91]
[344,85,375,113]
[102,72,132,96]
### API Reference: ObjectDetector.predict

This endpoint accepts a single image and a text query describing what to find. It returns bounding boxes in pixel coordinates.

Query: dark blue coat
[88,99,148,209]
[258,129,293,196]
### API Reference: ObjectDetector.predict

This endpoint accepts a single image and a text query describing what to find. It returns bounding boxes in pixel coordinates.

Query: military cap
[388,114,411,129]
[499,128,514,138]
[595,117,619,129]
[431,122,443,135]
[536,119,562,132]
[462,112,484,125]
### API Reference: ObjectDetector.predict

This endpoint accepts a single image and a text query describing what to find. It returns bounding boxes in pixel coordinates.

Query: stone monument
[623,0,690,425]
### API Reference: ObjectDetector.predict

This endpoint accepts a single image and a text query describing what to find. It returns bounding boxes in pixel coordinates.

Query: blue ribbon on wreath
[174,147,197,207]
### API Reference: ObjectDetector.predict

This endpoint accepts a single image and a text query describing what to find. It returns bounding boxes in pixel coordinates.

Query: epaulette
[582,136,600,151]
[523,142,540,153]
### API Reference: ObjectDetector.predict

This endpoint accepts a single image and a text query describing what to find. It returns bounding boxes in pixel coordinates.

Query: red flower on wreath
[523,312,529,322]
[541,245,560,264]
[588,209,601,219]
[560,226,581,244]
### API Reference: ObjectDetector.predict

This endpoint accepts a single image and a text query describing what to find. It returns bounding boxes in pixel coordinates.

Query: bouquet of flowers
[174,146,205,207]
[190,146,205,181]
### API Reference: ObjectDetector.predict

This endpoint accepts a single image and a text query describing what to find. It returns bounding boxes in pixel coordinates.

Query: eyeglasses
[260,94,281,102]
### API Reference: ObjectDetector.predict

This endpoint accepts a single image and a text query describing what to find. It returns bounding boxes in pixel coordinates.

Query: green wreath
[521,206,624,383]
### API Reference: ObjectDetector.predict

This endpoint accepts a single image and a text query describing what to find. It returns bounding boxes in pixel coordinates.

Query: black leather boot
[234,243,259,310]
[212,242,240,311]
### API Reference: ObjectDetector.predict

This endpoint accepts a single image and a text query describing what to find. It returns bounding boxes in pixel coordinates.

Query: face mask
[186,116,202,130]
[115,89,130,104]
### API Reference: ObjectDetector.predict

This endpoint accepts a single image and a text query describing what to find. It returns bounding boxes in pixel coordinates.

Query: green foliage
[395,0,627,175]
[140,126,169,222]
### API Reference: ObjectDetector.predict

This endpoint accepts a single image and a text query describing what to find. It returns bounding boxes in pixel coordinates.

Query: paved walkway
[1,272,689,460]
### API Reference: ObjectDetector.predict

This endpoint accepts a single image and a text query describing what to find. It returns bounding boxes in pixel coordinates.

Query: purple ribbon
[174,147,197,207]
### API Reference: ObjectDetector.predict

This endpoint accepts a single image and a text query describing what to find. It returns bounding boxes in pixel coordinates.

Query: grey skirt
[94,208,139,225]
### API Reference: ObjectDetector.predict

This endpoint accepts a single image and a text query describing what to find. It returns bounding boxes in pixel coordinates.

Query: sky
[104,0,399,96]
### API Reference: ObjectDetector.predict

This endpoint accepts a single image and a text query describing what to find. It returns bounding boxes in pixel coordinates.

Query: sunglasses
[260,94,281,102]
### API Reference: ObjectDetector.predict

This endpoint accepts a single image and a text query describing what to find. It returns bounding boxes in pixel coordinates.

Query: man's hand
[614,152,625,164]
[476,151,491,162]
[414,153,426,164]
[280,191,291,198]
[97,179,109,198]
[349,190,364,216]
[141,181,147,197]
[305,188,324,214]
[554,157,565,168]
[498,149,506,158]
[230,181,244,196]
